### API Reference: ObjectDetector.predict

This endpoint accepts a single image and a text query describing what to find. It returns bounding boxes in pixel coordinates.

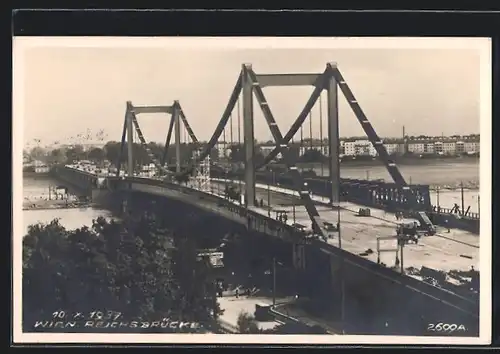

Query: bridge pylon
[116,100,199,178]
[146,62,429,239]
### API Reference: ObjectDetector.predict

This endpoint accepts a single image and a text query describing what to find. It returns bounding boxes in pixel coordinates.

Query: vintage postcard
[12,37,492,345]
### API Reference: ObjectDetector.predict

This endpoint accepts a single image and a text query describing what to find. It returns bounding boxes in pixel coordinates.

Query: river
[313,160,480,188]
[21,161,480,236]
[22,176,114,235]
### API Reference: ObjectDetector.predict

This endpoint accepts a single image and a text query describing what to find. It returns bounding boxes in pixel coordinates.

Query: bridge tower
[116,100,199,179]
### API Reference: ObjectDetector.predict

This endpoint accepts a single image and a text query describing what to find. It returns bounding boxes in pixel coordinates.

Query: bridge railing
[212,170,480,221]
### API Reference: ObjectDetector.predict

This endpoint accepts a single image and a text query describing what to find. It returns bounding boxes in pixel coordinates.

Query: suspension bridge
[52,63,480,335]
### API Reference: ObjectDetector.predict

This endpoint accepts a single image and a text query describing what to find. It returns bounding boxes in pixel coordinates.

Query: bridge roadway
[209,179,479,277]
[54,166,480,320]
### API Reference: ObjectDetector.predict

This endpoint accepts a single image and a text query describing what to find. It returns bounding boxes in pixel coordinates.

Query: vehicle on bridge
[396,220,436,243]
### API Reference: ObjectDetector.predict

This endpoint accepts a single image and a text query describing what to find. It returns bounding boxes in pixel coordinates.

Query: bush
[236,311,260,334]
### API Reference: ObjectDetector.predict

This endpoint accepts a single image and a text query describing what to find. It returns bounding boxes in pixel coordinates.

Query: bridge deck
[211,179,479,279]
[63,167,479,283]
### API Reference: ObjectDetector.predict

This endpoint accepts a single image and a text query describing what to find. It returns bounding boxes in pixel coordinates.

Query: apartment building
[408,142,425,154]
[343,140,377,157]
[464,141,480,153]
[255,135,480,158]
[455,141,466,154]
[424,143,435,154]
[383,143,400,155]
[443,141,456,155]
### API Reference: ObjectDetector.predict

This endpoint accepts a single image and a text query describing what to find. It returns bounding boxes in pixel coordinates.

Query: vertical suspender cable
[309,111,313,151]
[230,112,234,185]
[319,92,324,176]
[223,122,227,162]
[300,123,304,172]
[237,95,242,195]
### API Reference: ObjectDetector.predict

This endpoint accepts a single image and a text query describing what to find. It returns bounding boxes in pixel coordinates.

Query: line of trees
[23,215,223,332]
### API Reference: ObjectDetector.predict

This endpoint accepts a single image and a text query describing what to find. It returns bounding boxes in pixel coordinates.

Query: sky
[18,38,484,147]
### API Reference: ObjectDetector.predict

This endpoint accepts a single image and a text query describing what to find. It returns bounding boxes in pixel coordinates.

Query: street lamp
[272,257,284,307]
[436,186,440,209]
[267,169,272,217]
[473,194,480,217]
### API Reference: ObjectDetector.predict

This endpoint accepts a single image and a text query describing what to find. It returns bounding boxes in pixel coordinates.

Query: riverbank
[22,198,91,211]
[22,171,51,178]
[291,156,480,169]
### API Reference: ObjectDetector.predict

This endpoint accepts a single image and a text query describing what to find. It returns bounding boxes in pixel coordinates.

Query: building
[357,140,377,157]
[464,139,480,154]
[408,142,425,154]
[423,143,435,154]
[443,140,456,155]
[433,141,444,154]
[383,143,400,155]
[259,144,283,160]
[215,142,232,159]
[33,160,49,173]
[343,141,356,156]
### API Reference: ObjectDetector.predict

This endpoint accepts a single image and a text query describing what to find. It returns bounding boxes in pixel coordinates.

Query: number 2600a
[427,323,466,332]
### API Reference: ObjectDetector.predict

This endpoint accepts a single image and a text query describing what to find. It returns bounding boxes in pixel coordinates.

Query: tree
[45,148,67,164]
[29,146,47,161]
[229,145,265,164]
[23,215,220,332]
[236,311,260,334]
[65,145,86,163]
[299,148,326,163]
[88,147,105,162]
[103,141,122,165]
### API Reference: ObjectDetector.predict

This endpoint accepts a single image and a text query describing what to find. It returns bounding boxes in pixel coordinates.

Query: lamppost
[272,257,277,306]
[267,169,272,217]
[473,194,480,217]
[272,257,284,307]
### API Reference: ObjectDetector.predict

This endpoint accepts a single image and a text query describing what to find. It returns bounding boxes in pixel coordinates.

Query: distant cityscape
[23,133,480,171]
[216,134,480,160]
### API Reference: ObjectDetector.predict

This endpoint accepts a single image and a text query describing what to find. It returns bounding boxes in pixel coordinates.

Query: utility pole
[272,257,277,307]
[400,238,405,275]
[477,195,480,217]
[436,186,440,209]
[267,172,271,217]
[292,198,296,224]
[460,181,465,216]
[366,170,370,181]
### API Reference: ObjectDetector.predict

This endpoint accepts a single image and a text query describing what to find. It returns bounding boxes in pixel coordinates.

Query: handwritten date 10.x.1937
[51,310,122,321]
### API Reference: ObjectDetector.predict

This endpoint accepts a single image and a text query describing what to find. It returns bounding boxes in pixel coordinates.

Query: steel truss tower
[116,100,198,178]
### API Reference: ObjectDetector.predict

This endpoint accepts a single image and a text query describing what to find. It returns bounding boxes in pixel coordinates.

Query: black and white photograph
[13,37,491,345]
